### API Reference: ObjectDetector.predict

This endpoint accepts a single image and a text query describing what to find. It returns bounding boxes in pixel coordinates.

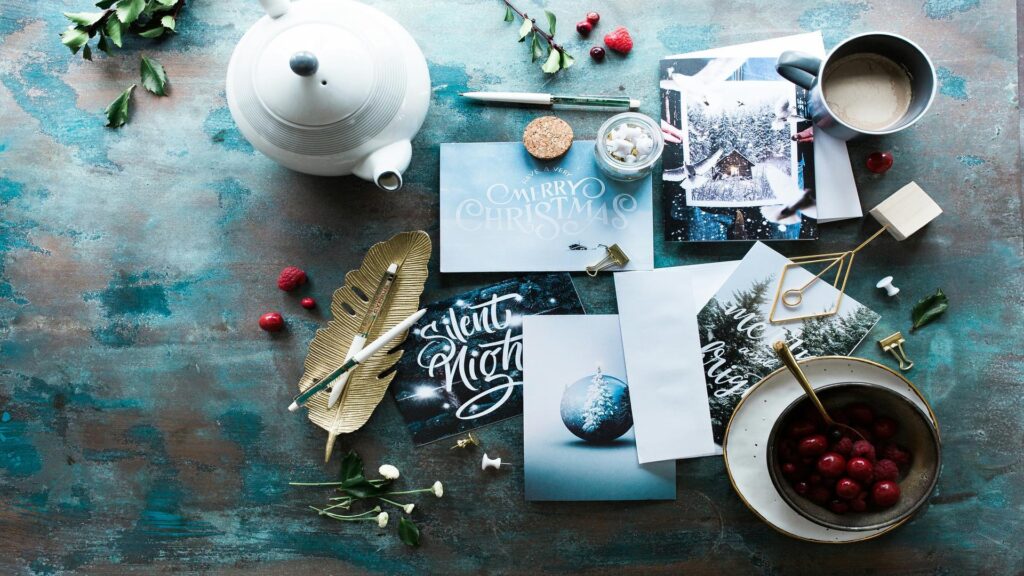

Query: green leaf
[61,27,90,54]
[503,5,514,22]
[116,0,146,24]
[338,476,392,499]
[155,0,177,5]
[160,15,175,31]
[911,288,949,332]
[559,50,574,70]
[105,18,123,47]
[97,33,110,53]
[398,517,420,547]
[140,55,168,95]
[96,0,117,8]
[544,10,556,36]
[82,44,93,61]
[339,450,364,482]
[64,11,106,26]
[530,33,543,62]
[540,48,561,73]
[137,26,165,38]
[104,84,136,128]
[518,17,532,41]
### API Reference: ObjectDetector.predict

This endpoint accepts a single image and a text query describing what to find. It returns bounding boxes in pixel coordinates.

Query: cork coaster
[523,116,574,160]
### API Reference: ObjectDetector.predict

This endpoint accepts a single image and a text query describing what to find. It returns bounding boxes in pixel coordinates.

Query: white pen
[460,91,640,110]
[288,308,427,412]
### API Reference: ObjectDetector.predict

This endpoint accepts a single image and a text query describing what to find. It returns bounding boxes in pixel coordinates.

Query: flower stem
[289,481,347,487]
[378,497,410,509]
[379,488,431,497]
[502,0,564,54]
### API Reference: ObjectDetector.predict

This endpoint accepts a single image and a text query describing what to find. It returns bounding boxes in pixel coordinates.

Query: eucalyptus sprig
[61,0,185,60]
[290,451,442,548]
[501,0,573,74]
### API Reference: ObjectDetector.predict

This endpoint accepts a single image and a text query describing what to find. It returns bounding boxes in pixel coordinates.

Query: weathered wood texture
[1,0,1021,574]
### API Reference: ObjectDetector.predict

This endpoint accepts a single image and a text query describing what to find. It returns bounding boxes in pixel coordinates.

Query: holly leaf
[559,50,574,70]
[137,26,165,38]
[61,27,90,54]
[82,44,93,61]
[530,33,543,62]
[140,55,168,96]
[115,0,146,24]
[105,18,124,47]
[503,5,514,22]
[160,15,175,31]
[911,288,948,332]
[64,12,105,26]
[517,17,531,41]
[398,517,420,547]
[540,48,561,73]
[339,450,364,482]
[97,34,110,53]
[544,10,556,36]
[104,84,136,128]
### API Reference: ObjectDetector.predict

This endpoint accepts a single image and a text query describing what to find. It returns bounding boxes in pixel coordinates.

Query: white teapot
[226,0,431,190]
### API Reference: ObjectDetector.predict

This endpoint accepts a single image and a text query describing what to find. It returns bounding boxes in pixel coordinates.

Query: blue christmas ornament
[560,367,633,443]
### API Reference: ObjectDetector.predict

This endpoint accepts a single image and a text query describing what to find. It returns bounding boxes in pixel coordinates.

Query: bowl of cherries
[767,382,941,531]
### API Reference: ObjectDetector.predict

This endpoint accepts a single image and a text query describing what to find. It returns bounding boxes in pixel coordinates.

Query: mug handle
[776,51,822,90]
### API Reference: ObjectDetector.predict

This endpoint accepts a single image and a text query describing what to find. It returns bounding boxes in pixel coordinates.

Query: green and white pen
[326,263,399,409]
[460,91,640,110]
[288,308,427,412]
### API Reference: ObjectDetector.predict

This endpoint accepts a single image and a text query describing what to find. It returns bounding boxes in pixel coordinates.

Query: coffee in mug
[822,54,913,132]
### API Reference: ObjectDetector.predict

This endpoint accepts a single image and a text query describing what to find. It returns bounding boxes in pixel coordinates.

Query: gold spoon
[772,341,865,442]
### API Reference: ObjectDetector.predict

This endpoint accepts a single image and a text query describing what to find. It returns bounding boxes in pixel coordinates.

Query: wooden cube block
[869,181,943,241]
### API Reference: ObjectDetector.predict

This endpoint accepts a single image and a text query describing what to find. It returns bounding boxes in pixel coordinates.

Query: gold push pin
[586,244,630,277]
[879,332,914,371]
[450,432,479,450]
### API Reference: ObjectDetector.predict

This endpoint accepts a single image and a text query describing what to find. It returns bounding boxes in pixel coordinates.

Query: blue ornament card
[439,142,654,272]
[522,315,676,501]
[390,274,584,445]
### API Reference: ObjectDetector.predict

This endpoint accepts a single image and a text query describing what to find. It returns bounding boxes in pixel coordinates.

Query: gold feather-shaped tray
[296,230,431,462]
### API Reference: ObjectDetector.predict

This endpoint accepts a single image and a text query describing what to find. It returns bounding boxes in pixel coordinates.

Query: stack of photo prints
[385,32,877,501]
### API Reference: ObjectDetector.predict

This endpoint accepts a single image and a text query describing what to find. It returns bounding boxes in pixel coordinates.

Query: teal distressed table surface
[1,0,1022,574]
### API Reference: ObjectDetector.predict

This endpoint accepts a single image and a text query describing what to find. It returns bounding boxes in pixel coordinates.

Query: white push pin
[481,453,514,471]
[876,276,900,297]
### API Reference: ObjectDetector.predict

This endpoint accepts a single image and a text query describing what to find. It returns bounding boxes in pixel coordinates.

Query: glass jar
[593,112,664,181]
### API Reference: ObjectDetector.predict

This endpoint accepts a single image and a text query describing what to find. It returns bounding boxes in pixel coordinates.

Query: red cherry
[797,434,828,457]
[816,452,847,477]
[300,297,316,309]
[866,151,894,174]
[829,499,850,514]
[850,493,868,512]
[831,436,854,457]
[589,46,606,62]
[794,481,809,495]
[781,462,801,479]
[835,477,862,500]
[873,416,899,440]
[808,473,823,486]
[809,486,831,504]
[846,457,874,483]
[576,20,593,36]
[846,402,874,424]
[586,11,600,24]
[258,312,284,332]
[872,480,901,508]
[787,419,818,438]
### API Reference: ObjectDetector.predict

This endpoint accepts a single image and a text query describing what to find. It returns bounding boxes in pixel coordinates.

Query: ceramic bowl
[766,382,941,531]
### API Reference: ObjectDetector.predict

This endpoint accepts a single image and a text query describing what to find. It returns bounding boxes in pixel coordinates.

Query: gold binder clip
[879,332,914,371]
[586,244,630,277]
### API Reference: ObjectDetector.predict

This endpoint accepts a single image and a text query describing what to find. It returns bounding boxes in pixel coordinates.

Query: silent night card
[439,142,654,272]
[522,315,676,501]
[660,51,818,241]
[700,243,879,447]
[390,274,584,445]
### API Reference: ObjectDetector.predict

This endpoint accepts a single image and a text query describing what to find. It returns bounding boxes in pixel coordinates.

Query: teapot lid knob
[289,51,319,77]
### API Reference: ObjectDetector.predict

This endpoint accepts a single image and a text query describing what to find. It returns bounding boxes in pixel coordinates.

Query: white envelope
[614,261,739,463]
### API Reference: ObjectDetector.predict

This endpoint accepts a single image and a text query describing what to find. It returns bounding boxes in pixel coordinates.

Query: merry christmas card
[390,274,584,445]
[439,142,654,272]
[522,315,676,501]
[700,243,879,447]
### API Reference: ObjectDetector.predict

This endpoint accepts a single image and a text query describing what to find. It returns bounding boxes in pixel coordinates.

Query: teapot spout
[353,140,412,191]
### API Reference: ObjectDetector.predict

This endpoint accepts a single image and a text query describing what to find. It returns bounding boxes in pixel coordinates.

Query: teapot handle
[259,0,290,18]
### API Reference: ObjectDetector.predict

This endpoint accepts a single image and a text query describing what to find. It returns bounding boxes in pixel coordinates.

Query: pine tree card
[390,274,584,445]
[699,242,879,447]
[522,315,676,501]
[439,142,654,272]
[660,51,819,241]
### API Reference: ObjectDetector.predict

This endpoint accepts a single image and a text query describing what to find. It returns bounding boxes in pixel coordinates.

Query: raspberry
[797,434,828,457]
[816,452,846,478]
[872,480,901,508]
[846,457,874,484]
[831,436,854,457]
[881,443,912,469]
[586,11,600,24]
[589,46,606,62]
[576,20,593,36]
[258,312,284,332]
[874,459,900,481]
[277,266,307,291]
[873,416,898,440]
[835,477,861,500]
[603,26,633,54]
[852,440,876,462]
[300,297,316,309]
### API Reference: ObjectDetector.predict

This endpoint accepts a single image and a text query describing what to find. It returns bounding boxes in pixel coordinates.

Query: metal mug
[776,32,936,140]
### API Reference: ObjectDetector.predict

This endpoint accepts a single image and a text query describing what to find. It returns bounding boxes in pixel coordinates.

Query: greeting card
[390,274,584,445]
[523,315,676,501]
[439,142,654,272]
[700,243,879,446]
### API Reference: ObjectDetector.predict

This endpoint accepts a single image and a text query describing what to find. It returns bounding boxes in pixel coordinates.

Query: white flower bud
[378,464,400,480]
